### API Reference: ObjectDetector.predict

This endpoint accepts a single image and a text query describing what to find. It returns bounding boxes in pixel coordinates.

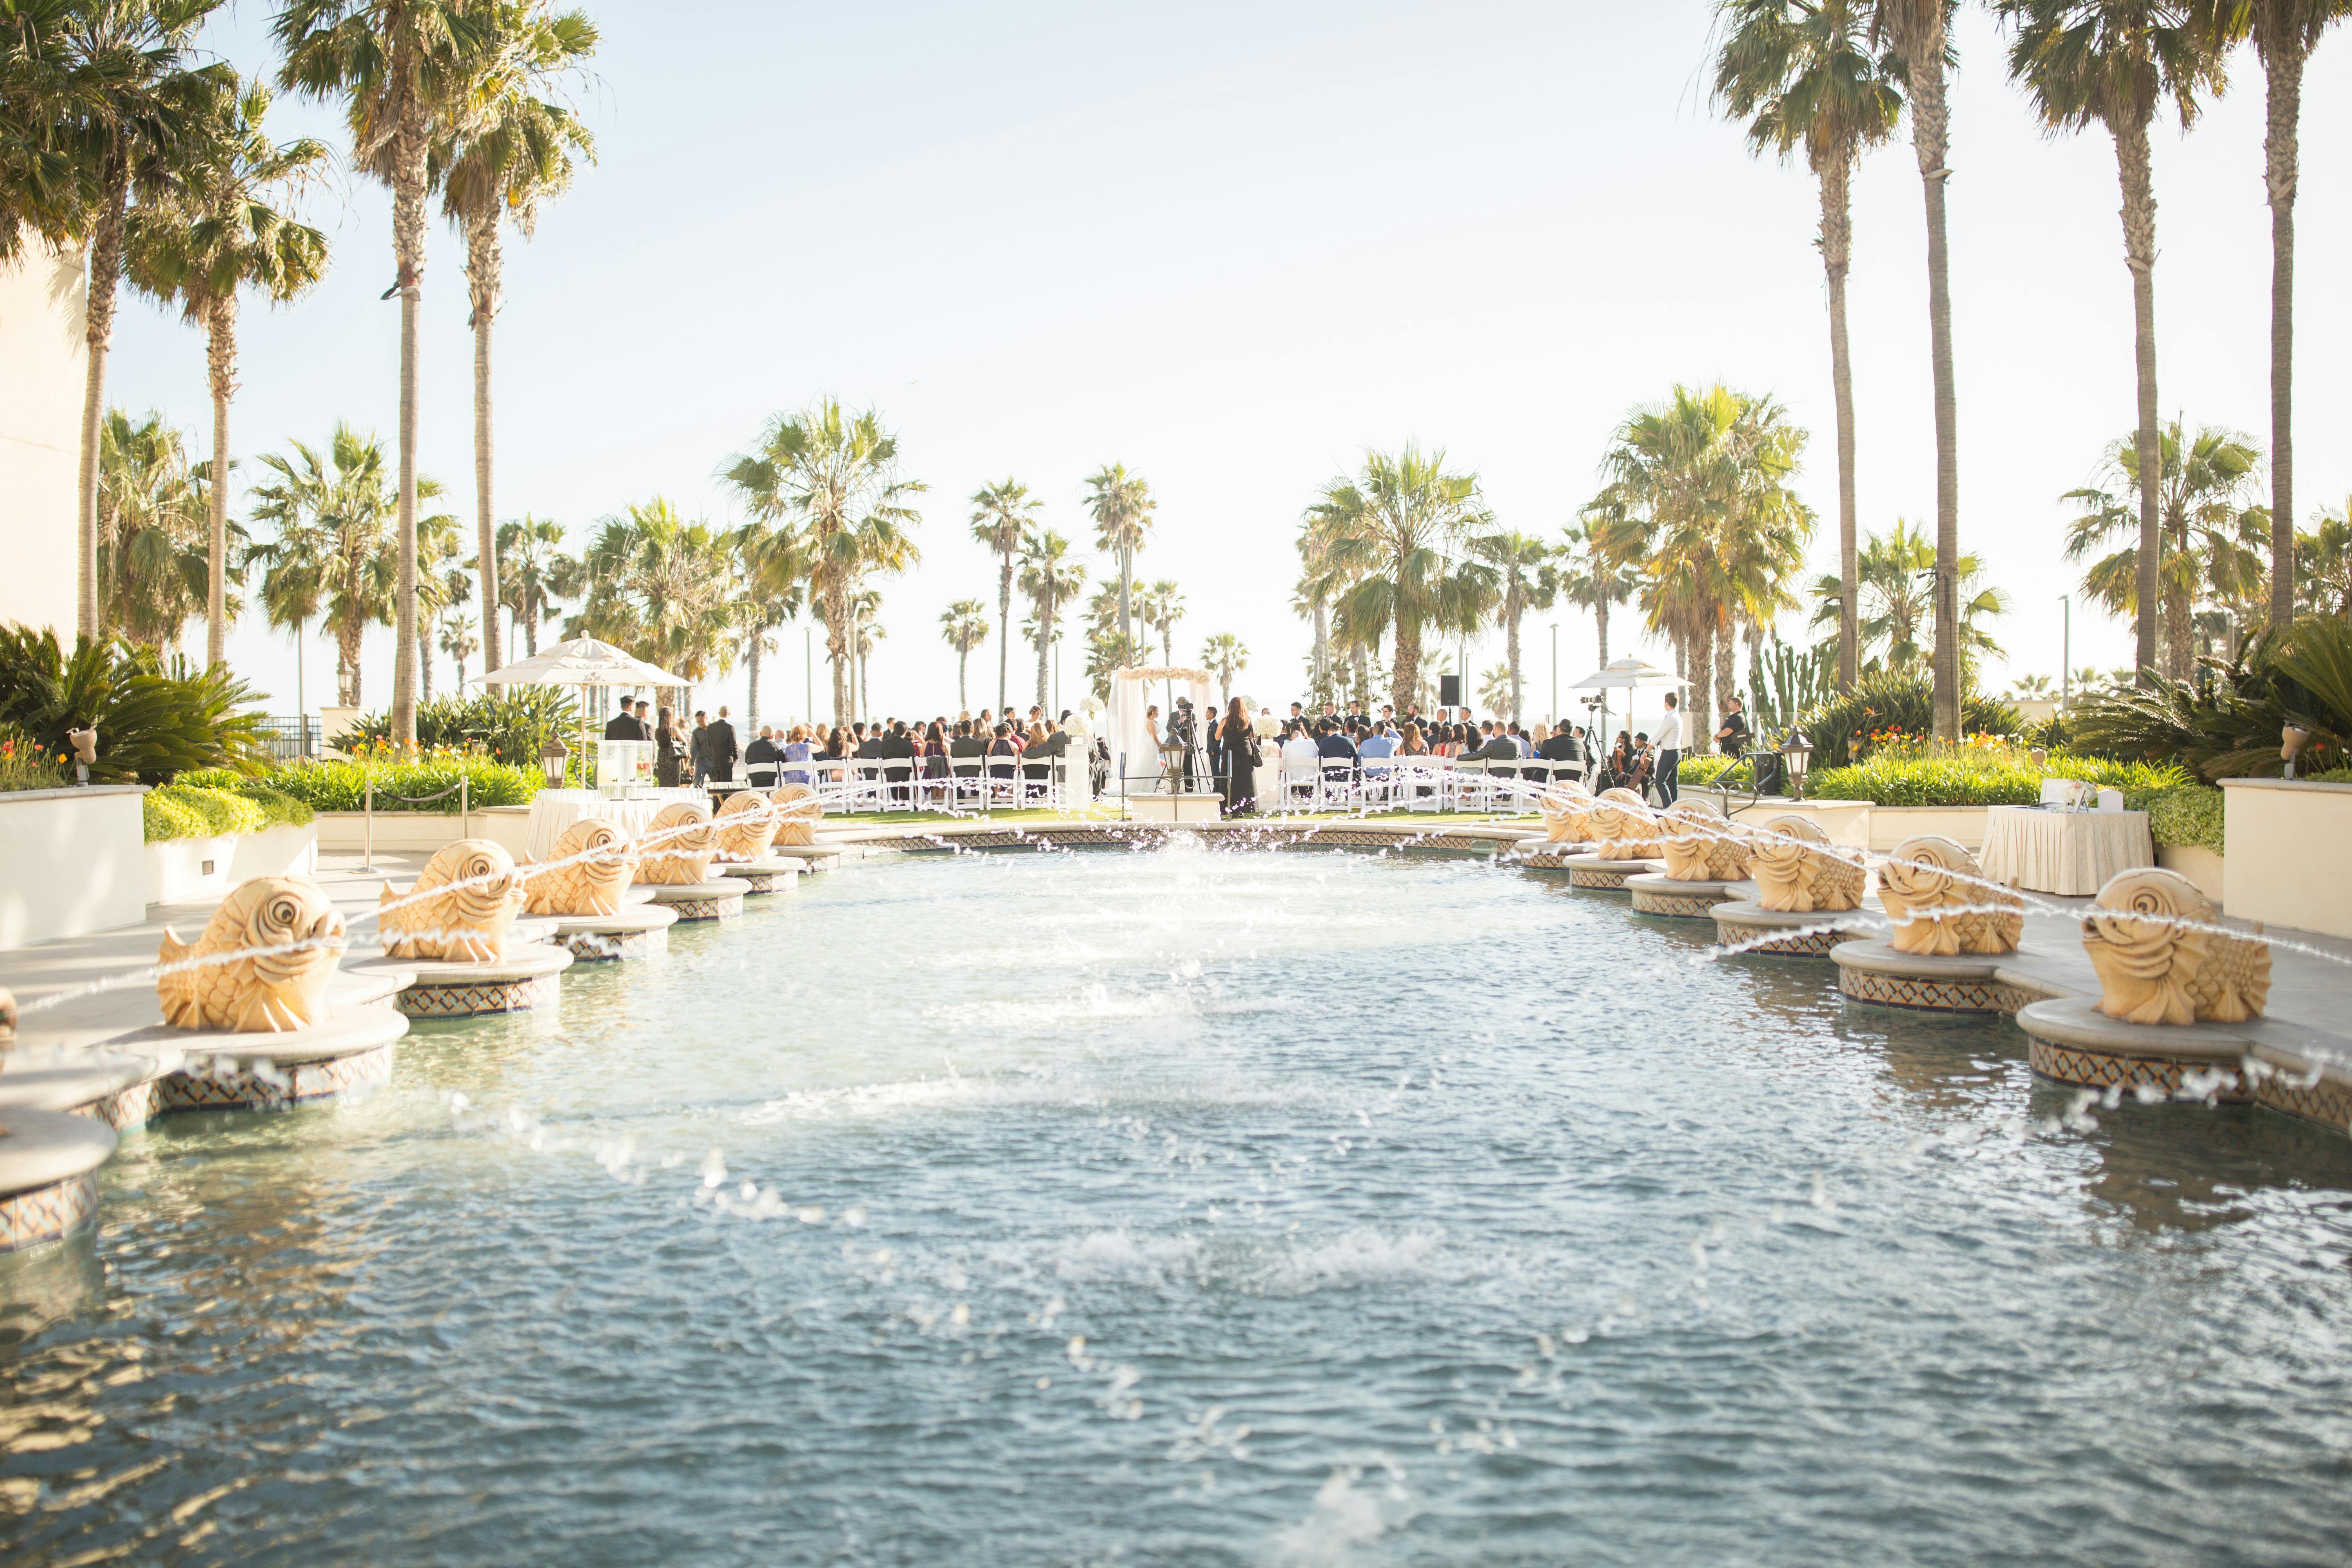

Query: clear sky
[109,0,2352,728]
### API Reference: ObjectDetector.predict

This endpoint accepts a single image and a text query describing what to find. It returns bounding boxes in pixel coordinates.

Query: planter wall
[0,786,147,951]
[1866,805,1992,854]
[1708,793,1875,853]
[2155,844,2225,909]
[312,804,532,858]
[145,821,319,906]
[2221,779,2352,939]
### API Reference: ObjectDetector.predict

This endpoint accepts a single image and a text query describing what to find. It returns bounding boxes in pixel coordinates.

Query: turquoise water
[6,842,2352,1565]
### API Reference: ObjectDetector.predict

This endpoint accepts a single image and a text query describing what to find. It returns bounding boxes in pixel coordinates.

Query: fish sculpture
[715,790,780,861]
[2082,867,2270,1025]
[380,840,524,962]
[1747,814,1864,914]
[771,784,822,847]
[635,802,717,886]
[1876,835,2021,957]
[1658,799,1750,882]
[1537,779,1597,844]
[1590,787,1662,862]
[157,875,347,1031]
[521,817,636,917]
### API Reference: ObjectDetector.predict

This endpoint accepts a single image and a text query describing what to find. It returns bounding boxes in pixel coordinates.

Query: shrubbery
[1800,673,2024,768]
[2146,786,2225,854]
[263,752,541,813]
[347,689,578,769]
[143,779,319,843]
[0,624,271,784]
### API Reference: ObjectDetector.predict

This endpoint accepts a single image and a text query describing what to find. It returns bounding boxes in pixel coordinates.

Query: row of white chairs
[740,756,1068,812]
[1265,757,1592,815]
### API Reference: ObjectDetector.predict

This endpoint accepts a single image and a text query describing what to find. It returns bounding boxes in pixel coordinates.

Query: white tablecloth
[525,788,708,860]
[1979,805,2154,895]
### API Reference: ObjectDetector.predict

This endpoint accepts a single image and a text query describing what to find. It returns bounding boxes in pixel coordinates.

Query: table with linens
[1977,804,2154,896]
[523,787,710,861]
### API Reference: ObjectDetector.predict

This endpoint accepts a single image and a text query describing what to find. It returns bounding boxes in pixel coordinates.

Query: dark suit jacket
[1314,734,1358,764]
[1538,733,1580,762]
[879,730,916,781]
[1021,731,1069,776]
[742,736,779,781]
[705,719,739,778]
[603,714,645,741]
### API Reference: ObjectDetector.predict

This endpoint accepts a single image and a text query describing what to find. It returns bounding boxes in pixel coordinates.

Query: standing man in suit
[604,695,646,741]
[705,705,740,784]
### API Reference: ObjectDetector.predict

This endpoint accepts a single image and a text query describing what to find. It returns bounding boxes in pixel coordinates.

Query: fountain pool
[6,840,2352,1564]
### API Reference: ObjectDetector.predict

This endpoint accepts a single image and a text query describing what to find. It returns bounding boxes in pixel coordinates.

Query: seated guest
[744,725,781,787]
[987,722,1021,758]
[1357,723,1396,763]
[880,719,917,802]
[855,724,884,760]
[950,721,987,769]
[1397,723,1428,757]
[781,724,815,785]
[1021,721,1069,783]
[921,720,950,802]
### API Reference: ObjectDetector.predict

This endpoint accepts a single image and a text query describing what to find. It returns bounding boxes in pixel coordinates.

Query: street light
[1549,623,1558,725]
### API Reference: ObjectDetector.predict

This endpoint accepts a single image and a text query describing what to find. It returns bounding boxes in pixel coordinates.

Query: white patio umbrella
[472,636,689,785]
[1569,656,1681,751]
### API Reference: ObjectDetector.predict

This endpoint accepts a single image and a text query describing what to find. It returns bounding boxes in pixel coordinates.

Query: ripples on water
[5,841,2352,1566]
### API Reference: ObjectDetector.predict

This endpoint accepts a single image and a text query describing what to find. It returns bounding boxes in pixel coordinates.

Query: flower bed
[257,751,541,814]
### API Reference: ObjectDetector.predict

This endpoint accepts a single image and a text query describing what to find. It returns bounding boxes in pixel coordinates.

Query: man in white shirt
[1653,693,1684,806]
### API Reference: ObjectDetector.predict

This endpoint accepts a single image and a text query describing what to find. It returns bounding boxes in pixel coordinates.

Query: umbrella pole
[578,690,588,791]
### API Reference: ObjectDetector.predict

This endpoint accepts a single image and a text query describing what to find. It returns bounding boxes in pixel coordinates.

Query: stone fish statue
[635,802,717,885]
[714,790,780,861]
[1876,835,2022,957]
[521,817,636,917]
[2082,866,2271,1025]
[1658,799,1750,882]
[771,784,822,847]
[380,839,524,962]
[1590,787,1662,862]
[1537,779,1597,844]
[157,875,347,1031]
[1748,814,1864,914]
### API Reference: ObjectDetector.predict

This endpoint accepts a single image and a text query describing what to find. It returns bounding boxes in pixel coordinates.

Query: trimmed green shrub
[0,624,271,784]
[143,783,269,843]
[1678,754,1754,790]
[265,754,540,813]
[2147,786,2224,854]
[1807,752,2191,808]
[178,768,317,827]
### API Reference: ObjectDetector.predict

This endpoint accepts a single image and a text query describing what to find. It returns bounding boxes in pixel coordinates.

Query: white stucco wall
[0,246,87,638]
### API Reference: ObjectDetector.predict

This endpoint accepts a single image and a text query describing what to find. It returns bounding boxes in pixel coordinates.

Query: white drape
[1107,667,1212,797]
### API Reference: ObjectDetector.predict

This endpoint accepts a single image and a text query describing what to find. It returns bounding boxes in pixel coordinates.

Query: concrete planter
[145,820,319,906]
[312,803,532,857]
[2221,779,2352,938]
[2156,843,2225,908]
[0,786,147,951]
[1688,791,1875,853]
[1866,805,1991,854]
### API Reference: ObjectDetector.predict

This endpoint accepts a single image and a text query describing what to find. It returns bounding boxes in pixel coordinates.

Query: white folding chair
[1359,757,1397,811]
[1319,760,1356,811]
[849,760,886,812]
[1281,755,1318,812]
[986,756,1019,808]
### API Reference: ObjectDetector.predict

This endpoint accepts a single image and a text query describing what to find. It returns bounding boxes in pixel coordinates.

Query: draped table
[1978,805,2154,896]
[524,788,709,860]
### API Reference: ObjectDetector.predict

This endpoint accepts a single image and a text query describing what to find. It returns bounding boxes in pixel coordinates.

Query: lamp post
[2058,594,2071,713]
[1781,728,1813,801]
[541,735,570,790]
[804,624,813,726]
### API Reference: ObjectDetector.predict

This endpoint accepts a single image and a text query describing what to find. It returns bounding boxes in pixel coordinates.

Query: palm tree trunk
[1895,5,1962,739]
[1349,641,1368,705]
[2260,28,2303,628]
[338,618,363,707]
[77,163,130,639]
[1390,618,1421,715]
[390,73,428,746]
[1713,617,1735,751]
[205,294,236,668]
[1035,606,1051,708]
[1118,547,1132,656]
[419,628,433,702]
[1821,152,1860,694]
[996,552,1013,710]
[1595,597,1610,667]
[957,648,969,710]
[1310,595,1330,700]
[2165,518,2192,677]
[747,633,762,731]
[825,579,850,729]
[2112,116,2165,681]
[1505,596,1523,725]
[1688,617,1713,754]
[468,214,504,690]
[523,589,540,655]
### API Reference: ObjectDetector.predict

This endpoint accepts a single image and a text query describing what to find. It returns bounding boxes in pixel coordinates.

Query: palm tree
[1306,446,1493,713]
[1135,579,1185,667]
[247,423,440,707]
[2062,420,2265,672]
[1083,463,1154,653]
[1017,529,1085,709]
[96,407,218,651]
[569,499,740,710]
[818,586,884,717]
[1713,0,1903,695]
[51,3,231,641]
[1559,516,1639,674]
[729,523,803,731]
[124,75,330,669]
[2002,0,2228,685]
[940,598,989,710]
[1810,517,2010,674]
[439,610,477,686]
[1201,632,1248,709]
[2295,500,2351,617]
[722,400,925,730]
[414,530,463,699]
[1468,530,1559,724]
[279,0,488,743]
[1869,0,1964,738]
[2188,1,2350,624]
[488,514,573,655]
[431,0,595,686]
[967,477,1037,712]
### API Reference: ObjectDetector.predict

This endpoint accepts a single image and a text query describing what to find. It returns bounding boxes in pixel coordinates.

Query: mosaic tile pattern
[1630,886,1731,918]
[1837,966,2042,1015]
[2020,1038,2258,1101]
[1710,917,1849,957]
[657,892,744,922]
[0,1174,98,1254]
[1569,863,1639,891]
[723,869,790,893]
[2256,1071,2352,1133]
[559,925,667,961]
[67,1078,159,1132]
[396,972,562,1016]
[157,1042,396,1112]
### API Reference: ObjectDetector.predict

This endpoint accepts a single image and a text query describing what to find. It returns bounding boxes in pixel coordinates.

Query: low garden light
[541,735,570,788]
[1781,729,1813,800]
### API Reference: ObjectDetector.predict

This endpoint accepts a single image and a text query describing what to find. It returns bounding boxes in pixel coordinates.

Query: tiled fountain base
[1627,874,1742,918]
[1570,858,1664,891]
[0,1109,117,1253]
[1710,899,1869,956]
[647,882,748,922]
[1834,940,2055,1015]
[158,1040,397,1111]
[0,1173,99,1254]
[398,971,562,1016]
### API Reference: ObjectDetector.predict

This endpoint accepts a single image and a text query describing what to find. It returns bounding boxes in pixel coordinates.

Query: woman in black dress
[655,706,685,787]
[1217,698,1260,817]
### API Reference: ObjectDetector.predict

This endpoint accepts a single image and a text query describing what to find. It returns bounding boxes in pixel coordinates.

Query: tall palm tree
[1468,530,1559,724]
[722,400,925,730]
[729,521,804,731]
[2062,420,2265,672]
[279,0,487,743]
[53,2,231,640]
[1083,463,1154,653]
[1810,517,2010,673]
[125,75,330,668]
[1713,0,1903,695]
[413,523,463,699]
[967,477,1038,711]
[247,423,439,706]
[438,609,476,685]
[569,499,740,710]
[96,406,218,650]
[1136,579,1185,667]
[1017,529,1085,709]
[2295,500,2351,617]
[1200,632,1248,709]
[488,514,573,655]
[1559,516,1639,673]
[1870,0,1964,738]
[1307,447,1493,713]
[431,0,595,686]
[940,598,989,710]
[2002,0,2227,684]
[2192,0,2350,625]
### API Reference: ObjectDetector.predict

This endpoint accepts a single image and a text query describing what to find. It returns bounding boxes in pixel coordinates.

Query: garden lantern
[541,735,570,789]
[1781,729,1813,800]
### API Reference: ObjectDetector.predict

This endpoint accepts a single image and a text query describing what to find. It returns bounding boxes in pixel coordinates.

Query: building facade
[0,245,87,638]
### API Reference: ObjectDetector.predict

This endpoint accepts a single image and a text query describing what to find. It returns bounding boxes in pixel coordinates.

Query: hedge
[260,754,541,813]
[2146,786,2224,854]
